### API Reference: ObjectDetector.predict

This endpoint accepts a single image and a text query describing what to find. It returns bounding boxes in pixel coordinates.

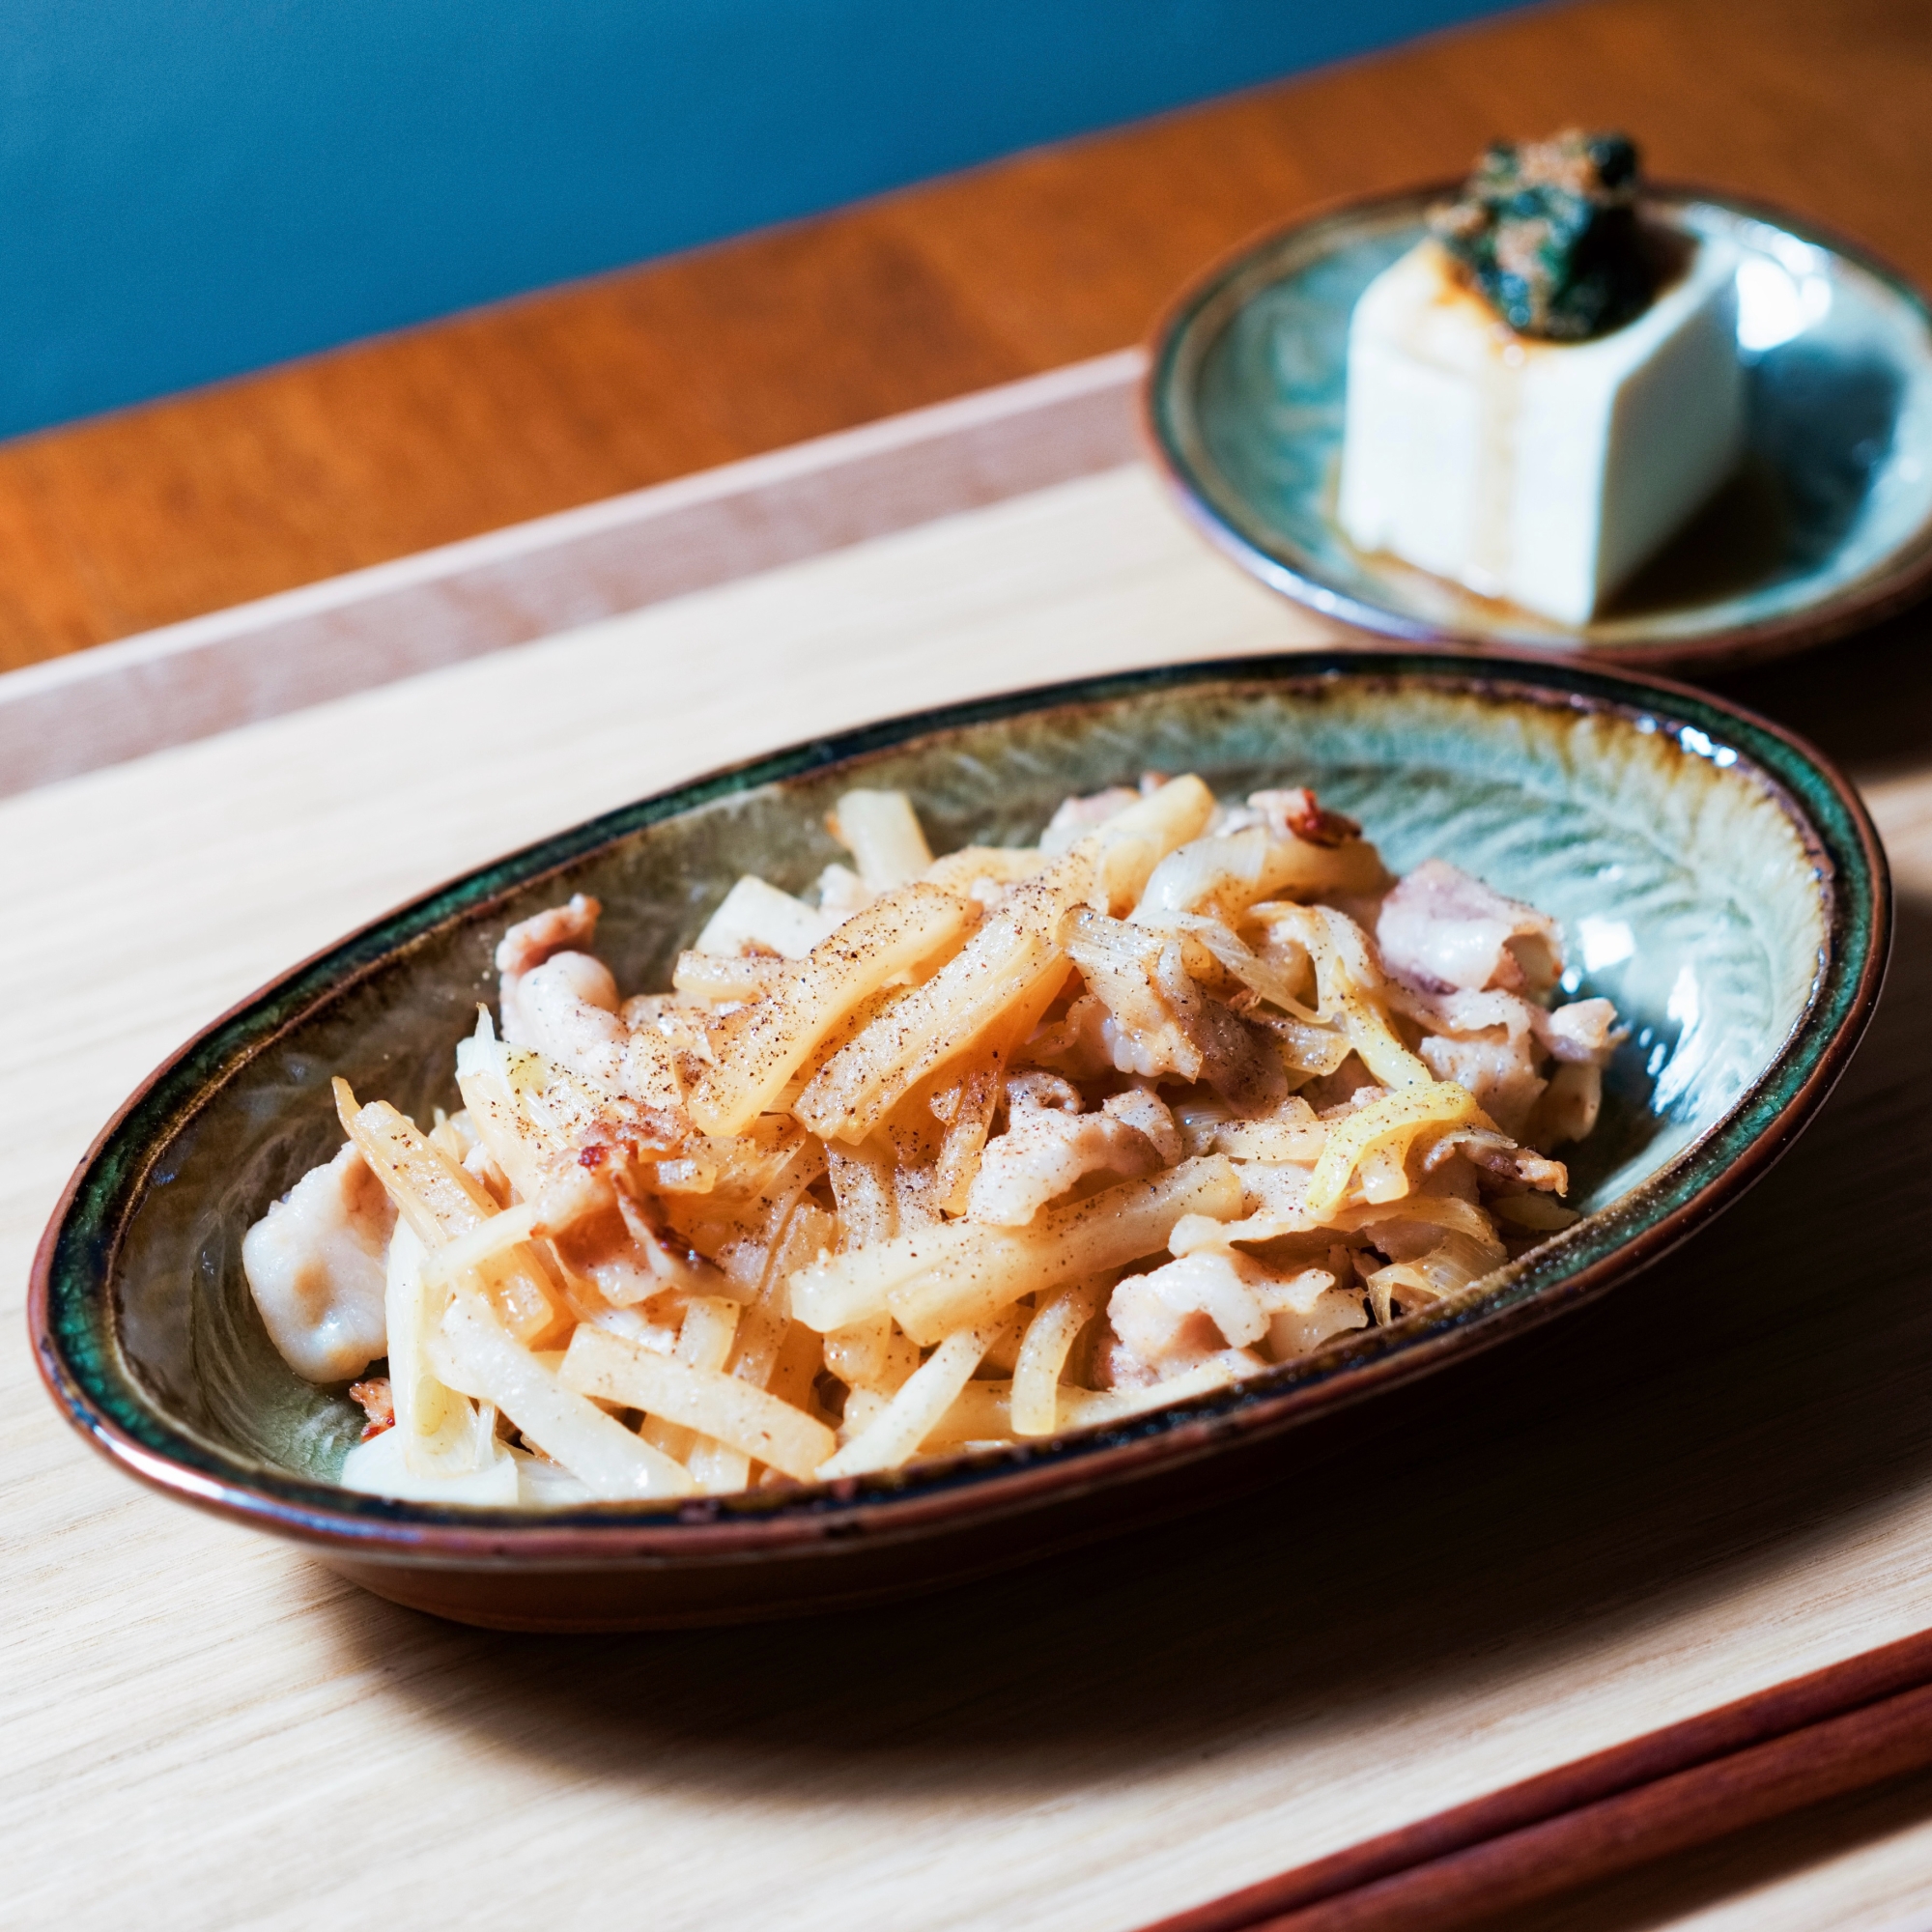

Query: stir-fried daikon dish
[242,774,1625,1507]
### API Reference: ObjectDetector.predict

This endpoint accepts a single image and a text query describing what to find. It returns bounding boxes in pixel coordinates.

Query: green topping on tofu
[1430,128,1656,341]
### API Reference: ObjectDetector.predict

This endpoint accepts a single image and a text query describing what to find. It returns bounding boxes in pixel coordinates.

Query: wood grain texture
[2,0,1930,669]
[1264,1685,1932,1931]
[8,467,1932,1931]
[1144,1633,1932,1931]
[0,354,1146,797]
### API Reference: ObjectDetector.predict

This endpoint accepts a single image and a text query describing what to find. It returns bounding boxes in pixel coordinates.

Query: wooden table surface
[8,467,1932,1932]
[11,2,1932,1926]
[3,0,1929,672]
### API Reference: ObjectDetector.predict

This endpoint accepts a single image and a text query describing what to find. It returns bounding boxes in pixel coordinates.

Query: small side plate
[1145,185,1932,669]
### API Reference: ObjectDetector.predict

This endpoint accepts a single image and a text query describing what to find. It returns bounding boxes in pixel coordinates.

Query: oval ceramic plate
[1146,186,1932,669]
[32,653,1887,1631]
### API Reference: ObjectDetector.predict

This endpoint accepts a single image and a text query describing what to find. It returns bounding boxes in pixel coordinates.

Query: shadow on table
[332,895,1932,1779]
[327,628,1932,1924]
[1710,592,1932,786]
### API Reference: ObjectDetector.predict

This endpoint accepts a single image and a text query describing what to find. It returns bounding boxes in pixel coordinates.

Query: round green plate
[1146,186,1932,669]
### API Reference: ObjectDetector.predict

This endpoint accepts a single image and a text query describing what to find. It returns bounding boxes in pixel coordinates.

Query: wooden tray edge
[0,349,1147,799]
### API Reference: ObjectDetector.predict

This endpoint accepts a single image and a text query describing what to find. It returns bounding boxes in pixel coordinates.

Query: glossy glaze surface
[1147,187,1932,668]
[31,654,1886,1628]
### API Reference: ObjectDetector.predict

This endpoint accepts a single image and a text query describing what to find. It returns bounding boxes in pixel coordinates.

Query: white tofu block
[1337,234,1744,623]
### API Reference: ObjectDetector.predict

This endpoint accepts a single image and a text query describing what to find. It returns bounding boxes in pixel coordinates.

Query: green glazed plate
[1146,186,1932,670]
[30,652,1888,1629]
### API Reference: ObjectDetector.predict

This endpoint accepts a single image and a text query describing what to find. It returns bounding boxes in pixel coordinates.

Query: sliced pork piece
[497,895,615,1064]
[1424,1126,1569,1193]
[1061,909,1287,1114]
[1377,860,1563,994]
[513,950,631,1093]
[1385,978,1537,1041]
[1038,785,1145,855]
[964,1076,1176,1226]
[1385,966,1621,1138]
[1541,997,1623,1065]
[1104,1084,1185,1164]
[1417,1030,1548,1137]
[242,1142,396,1381]
[1103,1249,1273,1386]
[1019,993,1116,1082]
[1395,981,1622,1065]
[497,895,687,1110]
[496,893,601,981]
[1101,1245,1359,1383]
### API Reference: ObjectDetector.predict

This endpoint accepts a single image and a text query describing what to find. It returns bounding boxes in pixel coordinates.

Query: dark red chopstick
[1139,1627,1932,1932]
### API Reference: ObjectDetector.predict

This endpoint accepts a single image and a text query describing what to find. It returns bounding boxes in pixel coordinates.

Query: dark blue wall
[0,1,1511,440]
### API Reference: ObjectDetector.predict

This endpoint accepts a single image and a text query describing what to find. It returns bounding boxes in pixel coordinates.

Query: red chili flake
[578,1144,607,1168]
[349,1378,394,1438]
[1279,788,1362,847]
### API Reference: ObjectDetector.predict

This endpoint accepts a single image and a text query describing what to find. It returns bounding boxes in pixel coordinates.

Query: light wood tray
[7,353,1932,1930]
